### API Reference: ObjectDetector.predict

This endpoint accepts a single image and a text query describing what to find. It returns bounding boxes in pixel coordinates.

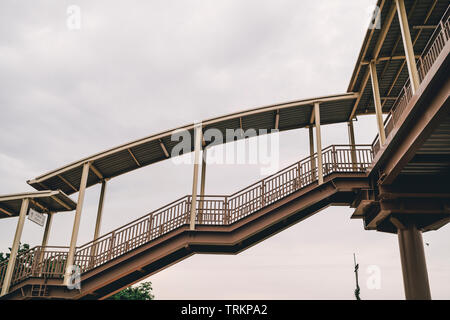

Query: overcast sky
[1,0,449,300]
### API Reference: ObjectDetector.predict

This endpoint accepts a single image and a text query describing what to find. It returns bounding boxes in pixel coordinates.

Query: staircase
[0,144,373,299]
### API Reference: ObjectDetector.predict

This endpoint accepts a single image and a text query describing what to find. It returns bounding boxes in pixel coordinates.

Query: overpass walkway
[0,145,373,299]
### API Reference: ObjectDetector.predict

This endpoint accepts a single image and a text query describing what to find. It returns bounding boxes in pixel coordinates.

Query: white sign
[28,208,46,227]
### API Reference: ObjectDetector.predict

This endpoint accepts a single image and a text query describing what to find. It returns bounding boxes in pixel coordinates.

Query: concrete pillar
[64,162,90,286]
[369,60,386,145]
[395,0,420,94]
[190,124,202,230]
[1,198,29,296]
[398,223,431,300]
[314,102,323,185]
[198,148,207,224]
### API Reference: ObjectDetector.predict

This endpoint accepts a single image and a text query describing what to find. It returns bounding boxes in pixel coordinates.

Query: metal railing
[0,144,373,290]
[371,8,450,155]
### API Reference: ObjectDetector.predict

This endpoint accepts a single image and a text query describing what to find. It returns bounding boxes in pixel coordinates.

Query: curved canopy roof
[27,93,358,195]
[27,0,449,196]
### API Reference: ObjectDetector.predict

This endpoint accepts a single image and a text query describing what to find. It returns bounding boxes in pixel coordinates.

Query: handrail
[0,144,373,288]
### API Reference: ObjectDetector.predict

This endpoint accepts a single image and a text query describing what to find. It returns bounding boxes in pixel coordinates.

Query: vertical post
[37,212,53,274]
[309,126,316,181]
[314,102,323,185]
[198,148,207,224]
[190,124,202,230]
[41,213,53,248]
[64,162,90,286]
[91,180,107,267]
[93,180,107,242]
[1,198,29,296]
[347,120,357,170]
[395,0,420,94]
[369,60,386,145]
[398,223,431,300]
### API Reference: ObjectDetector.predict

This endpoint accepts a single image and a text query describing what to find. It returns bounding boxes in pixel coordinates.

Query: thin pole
[41,212,53,248]
[1,198,29,296]
[64,162,90,286]
[353,253,361,300]
[190,125,202,230]
[395,0,420,94]
[309,126,316,181]
[348,120,357,170]
[198,148,207,224]
[93,180,107,241]
[314,102,323,185]
[369,60,386,145]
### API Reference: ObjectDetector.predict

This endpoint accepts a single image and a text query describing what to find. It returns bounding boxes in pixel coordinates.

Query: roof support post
[309,126,316,181]
[347,120,357,170]
[395,0,420,94]
[38,212,53,268]
[1,198,29,297]
[64,162,90,286]
[41,212,53,248]
[314,102,324,185]
[198,148,207,224]
[369,60,387,145]
[398,223,431,300]
[93,180,107,242]
[190,124,202,230]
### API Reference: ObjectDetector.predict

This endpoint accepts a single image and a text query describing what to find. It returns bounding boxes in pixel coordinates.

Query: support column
[369,60,386,145]
[1,198,29,296]
[64,162,90,286]
[93,180,107,242]
[38,212,53,269]
[190,124,202,230]
[198,148,207,224]
[41,213,53,248]
[398,223,431,300]
[309,126,316,181]
[314,102,323,185]
[347,120,357,170]
[395,0,420,94]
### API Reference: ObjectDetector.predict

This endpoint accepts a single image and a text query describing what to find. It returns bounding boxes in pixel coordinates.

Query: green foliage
[0,243,30,263]
[109,281,154,300]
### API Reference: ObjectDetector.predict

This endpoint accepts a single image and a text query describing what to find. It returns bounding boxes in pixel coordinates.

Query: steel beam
[314,103,323,185]
[369,60,386,145]
[190,125,203,230]
[395,0,420,94]
[64,162,90,286]
[1,198,29,296]
[398,223,431,300]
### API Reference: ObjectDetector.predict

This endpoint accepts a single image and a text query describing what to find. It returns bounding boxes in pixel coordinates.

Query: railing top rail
[76,195,191,250]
